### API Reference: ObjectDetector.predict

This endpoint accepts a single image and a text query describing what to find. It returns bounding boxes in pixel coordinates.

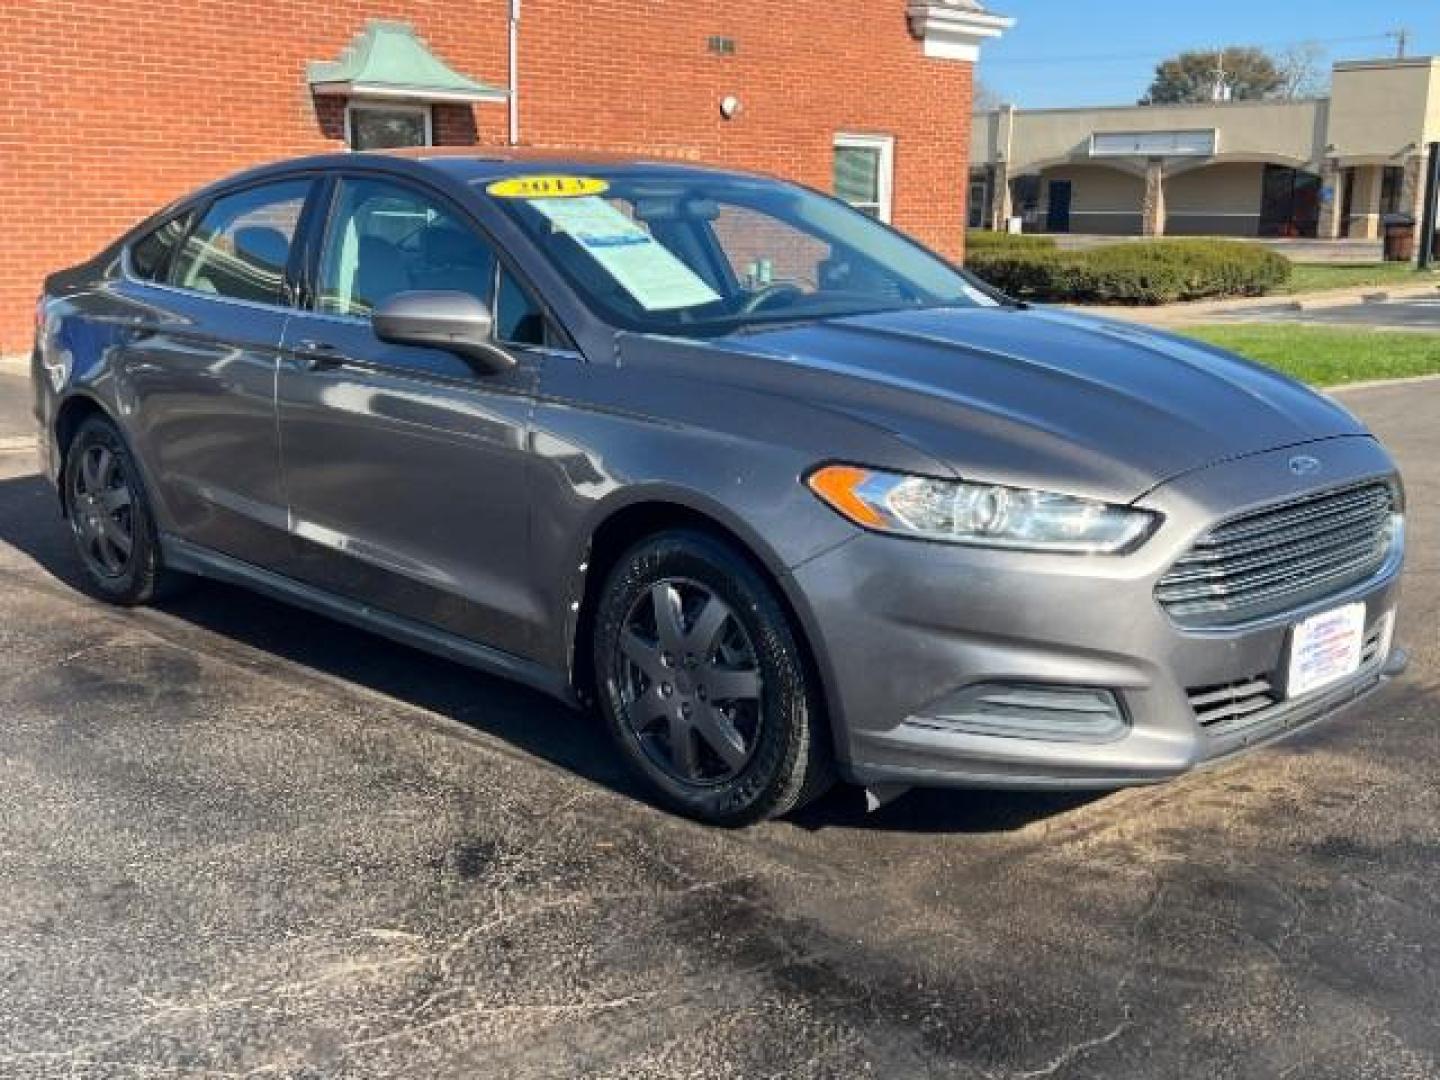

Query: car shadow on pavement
[0,472,1106,834]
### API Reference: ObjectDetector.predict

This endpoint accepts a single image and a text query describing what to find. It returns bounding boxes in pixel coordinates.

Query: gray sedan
[31,150,1407,824]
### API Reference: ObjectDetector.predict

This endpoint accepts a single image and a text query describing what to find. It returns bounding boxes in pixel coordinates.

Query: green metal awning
[308,21,507,104]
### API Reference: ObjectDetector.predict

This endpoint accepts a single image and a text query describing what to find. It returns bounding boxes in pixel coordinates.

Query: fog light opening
[913,683,1128,744]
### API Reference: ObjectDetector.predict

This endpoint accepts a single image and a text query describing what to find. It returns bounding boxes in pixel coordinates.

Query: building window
[834,134,894,222]
[967,177,989,229]
[345,103,433,151]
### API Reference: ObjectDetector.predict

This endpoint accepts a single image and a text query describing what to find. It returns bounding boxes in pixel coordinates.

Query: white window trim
[344,101,434,151]
[834,133,895,223]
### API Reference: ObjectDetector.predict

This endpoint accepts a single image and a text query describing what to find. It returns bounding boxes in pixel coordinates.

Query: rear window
[128,212,193,282]
[170,180,310,305]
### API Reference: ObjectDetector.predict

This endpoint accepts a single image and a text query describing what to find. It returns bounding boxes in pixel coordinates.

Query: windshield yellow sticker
[487,176,610,199]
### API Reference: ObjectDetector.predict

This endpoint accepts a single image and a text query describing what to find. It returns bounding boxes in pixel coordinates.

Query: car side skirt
[160,534,578,706]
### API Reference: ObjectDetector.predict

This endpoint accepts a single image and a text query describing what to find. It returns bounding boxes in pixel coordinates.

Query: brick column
[1141,158,1166,237]
[1318,160,1344,240]
[1400,152,1430,262]
[1400,153,1427,223]
[1353,165,1384,240]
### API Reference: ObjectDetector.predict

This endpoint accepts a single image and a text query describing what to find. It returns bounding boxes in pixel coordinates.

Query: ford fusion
[32,151,1408,824]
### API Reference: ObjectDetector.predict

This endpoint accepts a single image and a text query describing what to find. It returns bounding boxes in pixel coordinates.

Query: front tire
[592,530,832,826]
[63,414,177,606]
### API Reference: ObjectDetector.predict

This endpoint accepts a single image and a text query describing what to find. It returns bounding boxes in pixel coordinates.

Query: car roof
[210,147,752,195]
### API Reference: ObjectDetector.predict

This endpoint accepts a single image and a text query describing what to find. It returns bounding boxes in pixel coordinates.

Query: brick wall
[0,0,974,353]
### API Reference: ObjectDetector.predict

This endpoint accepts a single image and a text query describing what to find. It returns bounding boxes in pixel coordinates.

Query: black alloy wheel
[70,441,135,580]
[63,415,178,605]
[593,530,832,825]
[616,577,764,786]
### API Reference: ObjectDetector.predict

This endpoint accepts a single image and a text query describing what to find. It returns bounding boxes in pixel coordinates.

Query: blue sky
[979,0,1439,108]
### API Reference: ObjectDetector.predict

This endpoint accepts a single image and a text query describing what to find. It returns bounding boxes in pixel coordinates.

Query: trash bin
[1383,213,1416,262]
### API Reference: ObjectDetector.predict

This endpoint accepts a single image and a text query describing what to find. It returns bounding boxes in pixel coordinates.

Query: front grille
[1157,481,1396,626]
[1188,625,1384,735]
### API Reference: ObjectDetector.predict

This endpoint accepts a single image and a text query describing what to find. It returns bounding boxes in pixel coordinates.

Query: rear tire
[592,529,833,826]
[63,414,179,606]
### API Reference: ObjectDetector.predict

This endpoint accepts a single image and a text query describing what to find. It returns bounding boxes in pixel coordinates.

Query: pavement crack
[1013,1019,1133,1079]
[335,992,658,1054]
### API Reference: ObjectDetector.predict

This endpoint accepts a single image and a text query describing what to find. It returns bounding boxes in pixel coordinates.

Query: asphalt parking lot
[1209,296,1440,330]
[1,364,1438,1079]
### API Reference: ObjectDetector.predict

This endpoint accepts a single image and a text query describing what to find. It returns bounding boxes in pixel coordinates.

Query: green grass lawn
[1279,262,1437,295]
[1183,325,1440,387]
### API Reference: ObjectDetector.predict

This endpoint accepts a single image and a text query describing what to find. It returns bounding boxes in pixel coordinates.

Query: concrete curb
[1070,281,1440,327]
[1324,372,1440,395]
[1294,283,1440,311]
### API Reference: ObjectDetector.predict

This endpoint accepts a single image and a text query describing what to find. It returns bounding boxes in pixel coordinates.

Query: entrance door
[1046,180,1072,233]
[1340,167,1356,238]
[968,179,989,229]
[1260,165,1321,238]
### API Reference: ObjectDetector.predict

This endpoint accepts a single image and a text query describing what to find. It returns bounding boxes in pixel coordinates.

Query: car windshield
[482,169,999,337]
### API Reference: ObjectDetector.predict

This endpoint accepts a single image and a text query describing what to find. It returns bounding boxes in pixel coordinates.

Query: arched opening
[1165,161,1273,237]
[1013,163,1147,235]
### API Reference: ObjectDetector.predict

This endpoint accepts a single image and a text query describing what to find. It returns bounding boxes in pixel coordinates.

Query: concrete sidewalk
[1071,281,1440,328]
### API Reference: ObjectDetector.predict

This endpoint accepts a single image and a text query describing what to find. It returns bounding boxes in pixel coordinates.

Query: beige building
[970,57,1440,240]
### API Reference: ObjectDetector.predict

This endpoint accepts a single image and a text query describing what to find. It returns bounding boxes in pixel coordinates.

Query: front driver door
[275,174,545,660]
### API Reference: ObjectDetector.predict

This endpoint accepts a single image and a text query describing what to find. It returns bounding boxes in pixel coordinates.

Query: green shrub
[964,238,1292,305]
[964,230,1058,254]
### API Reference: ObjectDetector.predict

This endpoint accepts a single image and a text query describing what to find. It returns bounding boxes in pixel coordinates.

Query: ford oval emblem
[1289,455,1322,476]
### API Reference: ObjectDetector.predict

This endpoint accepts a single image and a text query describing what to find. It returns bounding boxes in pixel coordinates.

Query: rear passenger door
[275,174,553,659]
[119,177,315,567]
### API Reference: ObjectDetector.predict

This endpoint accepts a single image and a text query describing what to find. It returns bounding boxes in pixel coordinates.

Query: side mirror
[372,290,516,374]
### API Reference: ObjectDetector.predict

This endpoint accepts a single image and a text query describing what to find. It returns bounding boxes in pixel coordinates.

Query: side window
[170,181,309,304]
[495,268,545,346]
[129,211,193,282]
[316,177,496,319]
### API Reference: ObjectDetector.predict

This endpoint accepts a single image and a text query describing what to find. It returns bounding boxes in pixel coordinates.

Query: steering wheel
[739,281,805,315]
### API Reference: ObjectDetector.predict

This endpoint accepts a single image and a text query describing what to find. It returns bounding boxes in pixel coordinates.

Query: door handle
[290,339,349,372]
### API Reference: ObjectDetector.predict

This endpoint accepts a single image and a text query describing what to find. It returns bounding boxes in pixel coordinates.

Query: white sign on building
[1089,130,1219,158]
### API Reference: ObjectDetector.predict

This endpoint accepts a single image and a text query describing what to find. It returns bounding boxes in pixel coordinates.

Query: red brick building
[0,0,1011,354]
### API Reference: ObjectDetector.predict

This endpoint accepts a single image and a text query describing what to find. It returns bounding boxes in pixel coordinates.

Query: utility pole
[1388,27,1410,59]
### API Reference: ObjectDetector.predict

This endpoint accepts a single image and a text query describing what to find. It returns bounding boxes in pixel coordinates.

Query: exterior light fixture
[719,95,742,120]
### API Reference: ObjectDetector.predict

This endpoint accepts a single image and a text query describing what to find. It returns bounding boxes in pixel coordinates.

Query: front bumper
[790,437,1407,790]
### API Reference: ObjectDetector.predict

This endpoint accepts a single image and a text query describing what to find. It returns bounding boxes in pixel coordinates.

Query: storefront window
[346,104,433,151]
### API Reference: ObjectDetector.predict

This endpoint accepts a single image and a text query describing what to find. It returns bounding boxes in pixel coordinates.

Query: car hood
[714,305,1369,503]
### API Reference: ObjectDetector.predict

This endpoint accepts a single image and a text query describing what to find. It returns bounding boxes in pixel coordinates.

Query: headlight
[806,465,1158,554]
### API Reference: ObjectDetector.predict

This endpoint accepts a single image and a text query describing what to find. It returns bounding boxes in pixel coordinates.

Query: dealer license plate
[1286,602,1366,699]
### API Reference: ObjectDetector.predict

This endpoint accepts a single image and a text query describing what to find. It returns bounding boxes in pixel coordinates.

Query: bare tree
[974,78,1005,112]
[1274,42,1329,99]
